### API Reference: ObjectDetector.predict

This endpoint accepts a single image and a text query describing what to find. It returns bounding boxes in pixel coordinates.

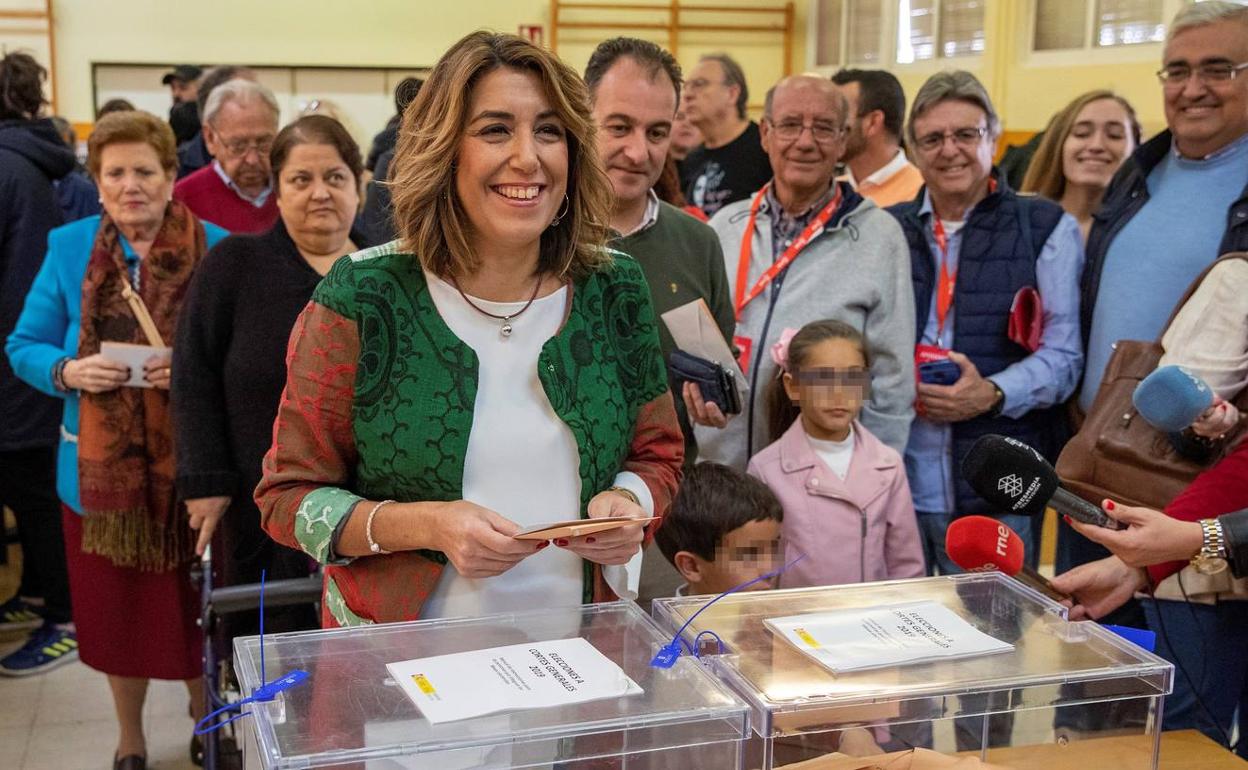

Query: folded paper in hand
[512,517,658,541]
[100,341,171,389]
[660,299,748,399]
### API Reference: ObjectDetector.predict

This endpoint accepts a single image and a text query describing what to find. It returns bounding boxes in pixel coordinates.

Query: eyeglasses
[914,126,988,154]
[1156,61,1248,89]
[767,118,846,143]
[216,133,275,158]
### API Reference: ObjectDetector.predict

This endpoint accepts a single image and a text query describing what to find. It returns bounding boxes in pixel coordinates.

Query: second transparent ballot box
[233,600,749,769]
[651,573,1173,770]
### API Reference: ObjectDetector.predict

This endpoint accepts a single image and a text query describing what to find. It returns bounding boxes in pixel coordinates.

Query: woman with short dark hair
[256,31,683,627]
[7,109,228,770]
[172,115,371,646]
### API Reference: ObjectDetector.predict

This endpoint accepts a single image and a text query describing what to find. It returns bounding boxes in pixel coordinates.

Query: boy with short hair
[656,463,784,596]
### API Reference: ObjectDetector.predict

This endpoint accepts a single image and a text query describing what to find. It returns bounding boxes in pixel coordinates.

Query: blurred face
[1162,19,1248,157]
[783,337,868,441]
[203,98,279,196]
[455,67,569,260]
[1061,98,1135,193]
[760,80,846,204]
[835,81,868,162]
[670,100,702,158]
[911,99,995,204]
[96,142,175,235]
[592,57,676,213]
[169,79,198,104]
[682,59,738,127]
[682,518,784,595]
[276,143,359,251]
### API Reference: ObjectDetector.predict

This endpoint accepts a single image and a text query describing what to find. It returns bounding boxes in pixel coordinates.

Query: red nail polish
[555,538,569,547]
[585,536,596,544]
[1104,499,1116,511]
[535,541,548,550]
[1063,515,1073,526]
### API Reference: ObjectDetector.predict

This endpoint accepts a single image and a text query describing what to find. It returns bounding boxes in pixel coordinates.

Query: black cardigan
[172,219,371,504]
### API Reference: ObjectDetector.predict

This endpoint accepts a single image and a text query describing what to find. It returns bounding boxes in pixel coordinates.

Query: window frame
[1025,0,1191,65]
[807,0,986,74]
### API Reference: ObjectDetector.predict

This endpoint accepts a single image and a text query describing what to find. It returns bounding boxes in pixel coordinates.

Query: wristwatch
[1191,518,1229,575]
[985,381,1006,419]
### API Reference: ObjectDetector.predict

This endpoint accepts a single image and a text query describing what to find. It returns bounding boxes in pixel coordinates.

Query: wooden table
[777,730,1246,769]
[1159,730,1248,769]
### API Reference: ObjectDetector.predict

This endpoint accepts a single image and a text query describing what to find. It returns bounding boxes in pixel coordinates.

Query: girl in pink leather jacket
[747,320,926,588]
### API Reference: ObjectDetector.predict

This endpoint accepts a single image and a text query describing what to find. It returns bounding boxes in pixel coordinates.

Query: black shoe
[191,733,204,766]
[113,754,146,770]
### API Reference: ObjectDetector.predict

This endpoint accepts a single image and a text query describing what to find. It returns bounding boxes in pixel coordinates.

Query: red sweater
[173,165,278,235]
[1149,438,1248,586]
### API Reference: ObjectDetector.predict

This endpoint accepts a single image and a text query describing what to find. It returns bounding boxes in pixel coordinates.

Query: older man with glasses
[173,78,280,233]
[1057,1,1248,751]
[689,75,916,472]
[888,71,1084,580]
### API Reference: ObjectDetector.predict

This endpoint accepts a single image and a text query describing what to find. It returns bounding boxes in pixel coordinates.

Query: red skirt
[62,506,201,680]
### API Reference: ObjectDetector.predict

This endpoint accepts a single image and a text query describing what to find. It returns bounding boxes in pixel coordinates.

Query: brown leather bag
[1057,253,1248,510]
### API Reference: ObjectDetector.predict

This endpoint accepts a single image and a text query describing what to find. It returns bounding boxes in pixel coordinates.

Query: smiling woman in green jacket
[255,32,684,628]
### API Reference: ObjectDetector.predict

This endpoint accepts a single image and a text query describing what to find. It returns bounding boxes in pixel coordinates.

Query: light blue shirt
[1080,132,1248,413]
[212,159,272,208]
[905,192,1086,515]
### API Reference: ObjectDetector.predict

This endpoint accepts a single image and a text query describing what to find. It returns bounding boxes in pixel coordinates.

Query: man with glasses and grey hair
[173,78,280,233]
[688,74,916,473]
[888,71,1084,578]
[679,53,773,216]
[1056,2,1248,753]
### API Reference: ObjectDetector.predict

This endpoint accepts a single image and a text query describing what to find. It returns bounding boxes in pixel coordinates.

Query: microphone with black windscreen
[1133,365,1214,433]
[946,515,1068,602]
[960,434,1124,530]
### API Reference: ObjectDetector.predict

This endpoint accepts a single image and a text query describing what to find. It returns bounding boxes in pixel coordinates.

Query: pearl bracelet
[365,500,396,554]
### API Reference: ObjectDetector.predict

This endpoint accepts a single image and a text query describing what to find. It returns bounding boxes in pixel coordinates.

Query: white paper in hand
[765,601,1013,673]
[386,637,643,724]
[100,341,171,388]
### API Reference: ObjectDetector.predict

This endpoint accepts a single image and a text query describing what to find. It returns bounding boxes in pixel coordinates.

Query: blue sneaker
[0,623,78,676]
[0,595,43,632]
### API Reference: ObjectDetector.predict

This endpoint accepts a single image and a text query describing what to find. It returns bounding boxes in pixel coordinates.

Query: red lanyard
[734,183,843,319]
[930,178,996,338]
[932,218,956,338]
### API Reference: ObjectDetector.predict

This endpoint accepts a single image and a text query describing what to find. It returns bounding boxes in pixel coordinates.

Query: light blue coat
[5,215,228,513]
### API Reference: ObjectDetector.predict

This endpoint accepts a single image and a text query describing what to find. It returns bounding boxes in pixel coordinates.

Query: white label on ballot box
[765,600,1013,673]
[386,637,643,725]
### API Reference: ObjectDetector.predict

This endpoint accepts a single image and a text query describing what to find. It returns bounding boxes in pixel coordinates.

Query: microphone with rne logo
[960,434,1124,530]
[1133,365,1215,433]
[946,515,1069,602]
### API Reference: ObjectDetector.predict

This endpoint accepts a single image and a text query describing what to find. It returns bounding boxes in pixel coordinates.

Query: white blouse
[419,272,647,620]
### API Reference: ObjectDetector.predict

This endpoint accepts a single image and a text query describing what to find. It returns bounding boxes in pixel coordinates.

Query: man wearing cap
[163,65,202,144]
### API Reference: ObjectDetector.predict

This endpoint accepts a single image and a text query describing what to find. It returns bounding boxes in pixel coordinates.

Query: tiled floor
[1,539,199,770]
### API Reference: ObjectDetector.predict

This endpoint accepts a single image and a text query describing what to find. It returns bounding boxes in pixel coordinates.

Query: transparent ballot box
[233,600,749,769]
[651,573,1174,770]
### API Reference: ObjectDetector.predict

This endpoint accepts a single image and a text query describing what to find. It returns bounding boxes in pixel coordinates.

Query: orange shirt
[856,160,925,209]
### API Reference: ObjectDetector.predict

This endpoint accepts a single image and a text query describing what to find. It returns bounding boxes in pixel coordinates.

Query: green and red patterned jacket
[255,242,684,627]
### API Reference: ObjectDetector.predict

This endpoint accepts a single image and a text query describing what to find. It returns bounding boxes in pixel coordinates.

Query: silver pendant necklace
[450,274,543,338]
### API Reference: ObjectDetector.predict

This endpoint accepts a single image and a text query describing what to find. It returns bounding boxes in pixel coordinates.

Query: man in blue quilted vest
[887,71,1085,578]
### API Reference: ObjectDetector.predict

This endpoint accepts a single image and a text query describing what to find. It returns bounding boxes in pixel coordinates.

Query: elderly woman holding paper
[255,31,683,628]
[6,110,226,769]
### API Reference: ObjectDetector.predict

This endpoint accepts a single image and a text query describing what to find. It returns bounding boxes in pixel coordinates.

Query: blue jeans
[1143,597,1248,758]
[917,512,1038,577]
